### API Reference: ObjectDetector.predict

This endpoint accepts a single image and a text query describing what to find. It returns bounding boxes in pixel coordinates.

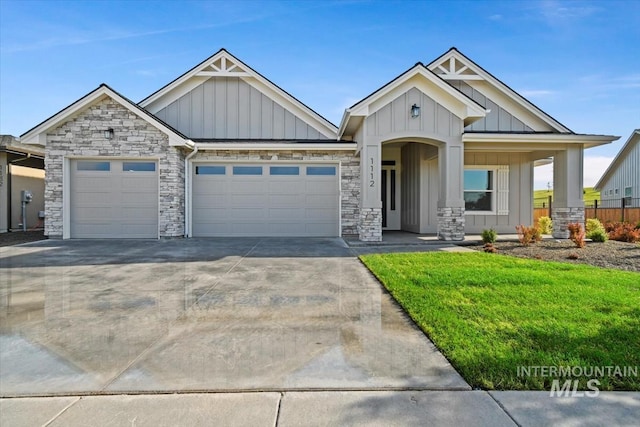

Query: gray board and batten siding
[154,77,328,140]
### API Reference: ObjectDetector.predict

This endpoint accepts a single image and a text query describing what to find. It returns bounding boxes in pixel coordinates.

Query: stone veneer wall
[437,207,465,241]
[45,98,186,238]
[551,207,585,239]
[193,150,360,236]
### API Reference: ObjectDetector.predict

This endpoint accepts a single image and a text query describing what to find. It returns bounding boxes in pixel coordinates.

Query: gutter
[183,140,197,238]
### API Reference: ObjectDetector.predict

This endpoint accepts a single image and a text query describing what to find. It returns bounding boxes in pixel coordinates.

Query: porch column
[359,142,382,242]
[437,141,465,241]
[552,146,585,238]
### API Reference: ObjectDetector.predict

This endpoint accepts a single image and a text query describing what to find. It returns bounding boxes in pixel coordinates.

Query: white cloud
[534,155,614,190]
[488,14,503,21]
[518,89,556,98]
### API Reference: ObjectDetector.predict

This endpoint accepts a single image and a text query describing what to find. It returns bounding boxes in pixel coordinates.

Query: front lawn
[360,252,640,390]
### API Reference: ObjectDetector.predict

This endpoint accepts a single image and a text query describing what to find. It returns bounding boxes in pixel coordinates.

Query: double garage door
[69,160,340,238]
[192,163,339,237]
[70,159,158,238]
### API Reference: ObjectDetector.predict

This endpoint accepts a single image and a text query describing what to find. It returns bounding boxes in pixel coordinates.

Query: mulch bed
[470,240,640,273]
[0,230,46,247]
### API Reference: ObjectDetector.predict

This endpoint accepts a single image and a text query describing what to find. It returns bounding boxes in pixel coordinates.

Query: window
[625,186,633,206]
[307,166,336,176]
[123,162,155,172]
[615,188,619,195]
[233,166,262,175]
[270,166,299,175]
[464,169,494,211]
[196,166,225,175]
[77,161,110,171]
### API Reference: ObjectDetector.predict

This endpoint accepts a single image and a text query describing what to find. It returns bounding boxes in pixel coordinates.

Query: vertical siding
[366,88,462,140]
[449,81,534,132]
[401,143,422,232]
[155,77,329,140]
[600,137,639,202]
[462,152,533,233]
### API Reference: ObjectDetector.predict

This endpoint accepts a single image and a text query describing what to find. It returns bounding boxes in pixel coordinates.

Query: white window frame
[464,166,510,216]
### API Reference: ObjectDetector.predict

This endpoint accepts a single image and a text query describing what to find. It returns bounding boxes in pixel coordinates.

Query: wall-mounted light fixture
[104,128,114,140]
[410,104,420,118]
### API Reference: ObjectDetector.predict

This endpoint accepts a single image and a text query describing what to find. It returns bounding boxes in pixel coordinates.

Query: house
[19,48,617,241]
[0,135,45,233]
[595,129,639,208]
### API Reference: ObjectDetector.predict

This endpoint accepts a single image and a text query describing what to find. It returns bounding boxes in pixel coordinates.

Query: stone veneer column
[437,207,465,241]
[552,146,585,239]
[359,208,382,242]
[358,141,382,242]
[437,141,465,241]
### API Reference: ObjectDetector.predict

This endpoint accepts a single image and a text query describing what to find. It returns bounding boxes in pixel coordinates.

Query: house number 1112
[369,157,375,187]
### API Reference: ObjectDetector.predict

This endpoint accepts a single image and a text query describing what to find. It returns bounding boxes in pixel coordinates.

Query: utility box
[21,190,33,203]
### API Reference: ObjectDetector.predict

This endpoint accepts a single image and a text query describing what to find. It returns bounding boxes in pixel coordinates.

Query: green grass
[534,187,600,206]
[360,252,640,390]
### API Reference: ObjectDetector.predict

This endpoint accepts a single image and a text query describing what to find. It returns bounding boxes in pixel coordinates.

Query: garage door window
[307,166,336,176]
[77,161,110,171]
[123,162,156,172]
[270,166,299,175]
[196,166,226,175]
[233,166,262,175]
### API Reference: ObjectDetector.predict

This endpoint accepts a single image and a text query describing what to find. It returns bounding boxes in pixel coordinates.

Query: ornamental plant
[567,222,586,248]
[537,216,552,234]
[481,228,498,244]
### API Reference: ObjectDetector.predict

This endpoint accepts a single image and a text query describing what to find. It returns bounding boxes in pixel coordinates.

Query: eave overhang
[462,132,618,149]
[194,142,357,151]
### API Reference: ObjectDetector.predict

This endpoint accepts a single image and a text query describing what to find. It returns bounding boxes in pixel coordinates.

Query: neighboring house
[0,135,45,233]
[595,129,639,208]
[20,48,617,241]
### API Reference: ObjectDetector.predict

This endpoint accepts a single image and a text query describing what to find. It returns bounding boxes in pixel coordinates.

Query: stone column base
[552,207,585,239]
[358,208,382,242]
[437,207,465,241]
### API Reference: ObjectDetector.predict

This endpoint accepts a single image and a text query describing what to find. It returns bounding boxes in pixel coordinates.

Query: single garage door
[192,163,339,237]
[70,159,158,238]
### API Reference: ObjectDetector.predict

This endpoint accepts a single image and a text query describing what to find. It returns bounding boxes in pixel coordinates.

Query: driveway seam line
[41,396,82,427]
[97,239,263,392]
[487,391,522,427]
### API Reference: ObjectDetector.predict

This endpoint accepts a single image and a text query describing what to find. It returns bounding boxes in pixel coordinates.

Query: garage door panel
[193,163,339,237]
[71,159,158,238]
[230,208,268,219]
[268,207,304,220]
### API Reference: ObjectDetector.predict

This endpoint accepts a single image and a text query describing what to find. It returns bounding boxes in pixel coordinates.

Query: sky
[1,0,638,189]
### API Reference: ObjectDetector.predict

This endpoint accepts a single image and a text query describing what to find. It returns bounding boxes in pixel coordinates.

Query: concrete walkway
[2,391,639,426]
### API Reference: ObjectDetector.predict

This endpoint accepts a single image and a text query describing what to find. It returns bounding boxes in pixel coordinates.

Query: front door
[381,164,400,230]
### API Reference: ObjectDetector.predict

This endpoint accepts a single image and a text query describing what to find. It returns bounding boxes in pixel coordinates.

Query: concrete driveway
[0,238,468,396]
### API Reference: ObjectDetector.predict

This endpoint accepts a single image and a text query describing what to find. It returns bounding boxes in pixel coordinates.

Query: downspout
[184,141,197,238]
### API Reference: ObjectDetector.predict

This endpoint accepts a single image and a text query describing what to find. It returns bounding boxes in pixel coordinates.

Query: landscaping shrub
[537,216,552,234]
[608,222,640,243]
[567,222,586,248]
[586,218,608,242]
[481,228,497,244]
[483,243,498,253]
[515,225,541,246]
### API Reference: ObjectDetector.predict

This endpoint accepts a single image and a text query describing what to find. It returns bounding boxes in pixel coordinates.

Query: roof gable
[428,48,572,133]
[339,63,487,138]
[20,84,190,147]
[139,49,337,139]
[595,129,640,189]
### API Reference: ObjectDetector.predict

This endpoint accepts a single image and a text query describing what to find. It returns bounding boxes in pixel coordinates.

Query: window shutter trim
[497,166,509,215]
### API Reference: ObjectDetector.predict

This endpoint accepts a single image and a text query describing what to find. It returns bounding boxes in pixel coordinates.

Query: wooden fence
[534,204,640,225]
